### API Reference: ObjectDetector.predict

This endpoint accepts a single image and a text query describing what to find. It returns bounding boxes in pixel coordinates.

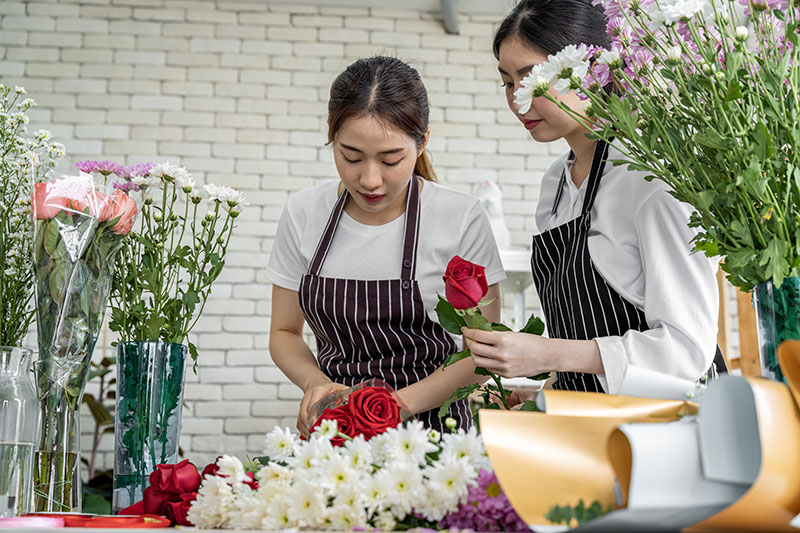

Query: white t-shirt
[266,180,506,322]
[536,144,720,395]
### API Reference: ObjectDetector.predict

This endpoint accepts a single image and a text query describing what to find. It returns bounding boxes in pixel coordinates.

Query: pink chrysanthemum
[75,160,123,176]
[440,470,527,532]
[112,181,140,192]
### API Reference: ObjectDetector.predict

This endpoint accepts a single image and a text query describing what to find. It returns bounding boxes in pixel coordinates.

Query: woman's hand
[461,327,553,378]
[297,380,349,434]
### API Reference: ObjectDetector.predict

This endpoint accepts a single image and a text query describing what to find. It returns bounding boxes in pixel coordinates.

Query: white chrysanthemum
[131,175,162,188]
[186,476,236,529]
[227,492,265,530]
[203,183,248,210]
[216,455,248,485]
[653,0,707,26]
[734,25,749,41]
[317,419,339,440]
[287,437,335,472]
[149,161,186,182]
[175,173,195,191]
[325,503,368,531]
[365,470,392,514]
[343,435,373,471]
[548,44,590,95]
[384,420,438,466]
[597,48,622,68]
[514,63,555,114]
[441,426,490,470]
[255,462,293,488]
[425,457,478,507]
[382,463,425,518]
[333,482,366,510]
[374,510,396,531]
[287,480,326,528]
[320,454,359,490]
[263,426,298,461]
[666,46,682,62]
[261,496,292,530]
[14,86,26,94]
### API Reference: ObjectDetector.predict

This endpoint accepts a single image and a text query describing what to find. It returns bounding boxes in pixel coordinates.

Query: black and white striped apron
[531,139,725,392]
[298,177,472,430]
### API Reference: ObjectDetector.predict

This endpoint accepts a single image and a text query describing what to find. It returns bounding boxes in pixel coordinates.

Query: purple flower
[440,470,527,532]
[112,181,140,192]
[125,162,154,178]
[75,160,123,176]
[75,160,97,174]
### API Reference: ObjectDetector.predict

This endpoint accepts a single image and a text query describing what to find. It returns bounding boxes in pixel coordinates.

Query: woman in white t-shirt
[266,56,505,432]
[461,0,725,397]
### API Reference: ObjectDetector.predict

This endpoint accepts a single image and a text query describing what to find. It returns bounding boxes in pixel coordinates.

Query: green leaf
[463,310,492,331]
[437,383,480,418]
[760,238,790,286]
[491,322,512,332]
[528,372,550,381]
[519,314,545,336]
[442,348,471,369]
[474,366,491,376]
[519,400,540,412]
[434,295,466,335]
[82,393,113,427]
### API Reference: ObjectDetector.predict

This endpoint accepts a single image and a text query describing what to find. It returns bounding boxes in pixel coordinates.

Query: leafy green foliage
[546,499,614,527]
[108,179,239,354]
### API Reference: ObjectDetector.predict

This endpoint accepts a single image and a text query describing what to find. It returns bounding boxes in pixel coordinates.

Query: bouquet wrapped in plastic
[31,173,137,512]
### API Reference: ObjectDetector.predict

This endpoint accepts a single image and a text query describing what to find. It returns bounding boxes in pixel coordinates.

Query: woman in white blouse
[461,0,725,396]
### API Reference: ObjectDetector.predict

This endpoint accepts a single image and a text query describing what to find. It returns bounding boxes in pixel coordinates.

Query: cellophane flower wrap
[31,172,137,511]
[303,379,411,442]
[513,0,800,291]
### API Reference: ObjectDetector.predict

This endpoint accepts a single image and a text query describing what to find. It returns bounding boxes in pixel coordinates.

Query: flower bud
[230,206,241,219]
[734,26,749,42]
[144,197,154,206]
[217,236,225,245]
[427,430,441,443]
[666,46,682,63]
[169,213,178,222]
[204,212,215,222]
[182,185,193,193]
[153,212,163,222]
[444,417,457,430]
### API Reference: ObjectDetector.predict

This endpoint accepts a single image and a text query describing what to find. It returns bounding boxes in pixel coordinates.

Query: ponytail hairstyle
[327,56,437,181]
[492,0,610,59]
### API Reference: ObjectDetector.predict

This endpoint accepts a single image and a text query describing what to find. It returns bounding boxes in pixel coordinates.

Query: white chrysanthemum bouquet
[188,421,492,530]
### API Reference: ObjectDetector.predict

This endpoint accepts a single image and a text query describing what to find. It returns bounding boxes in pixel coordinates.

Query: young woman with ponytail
[266,56,505,432]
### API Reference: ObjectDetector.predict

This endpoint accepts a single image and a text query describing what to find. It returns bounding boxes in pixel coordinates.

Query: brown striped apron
[531,139,725,392]
[298,177,472,430]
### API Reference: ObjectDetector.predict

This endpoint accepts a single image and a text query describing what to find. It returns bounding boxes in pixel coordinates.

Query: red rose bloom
[443,256,488,309]
[347,386,402,439]
[311,405,357,446]
[148,459,201,494]
[142,485,172,516]
[201,459,221,479]
[163,492,197,526]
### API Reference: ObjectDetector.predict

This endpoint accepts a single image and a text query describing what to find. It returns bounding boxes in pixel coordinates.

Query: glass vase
[32,359,89,513]
[752,275,800,382]
[0,347,39,517]
[112,341,187,514]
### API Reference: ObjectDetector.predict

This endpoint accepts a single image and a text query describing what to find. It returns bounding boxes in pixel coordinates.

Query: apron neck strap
[580,138,612,216]
[306,177,421,279]
[551,151,574,217]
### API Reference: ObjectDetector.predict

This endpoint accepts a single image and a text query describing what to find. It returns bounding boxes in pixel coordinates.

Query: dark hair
[327,56,436,181]
[492,0,610,59]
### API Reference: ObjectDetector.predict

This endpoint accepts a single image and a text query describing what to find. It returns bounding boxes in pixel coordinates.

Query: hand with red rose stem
[298,380,350,434]
[461,328,605,378]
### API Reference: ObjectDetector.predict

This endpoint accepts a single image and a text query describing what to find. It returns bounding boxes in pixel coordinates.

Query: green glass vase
[111,341,186,514]
[752,275,800,382]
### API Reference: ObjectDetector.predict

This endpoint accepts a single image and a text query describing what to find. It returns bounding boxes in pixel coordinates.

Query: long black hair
[327,56,436,181]
[492,0,610,58]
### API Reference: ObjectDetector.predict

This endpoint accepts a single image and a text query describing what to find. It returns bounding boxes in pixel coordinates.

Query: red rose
[347,386,402,439]
[310,405,358,446]
[163,492,196,526]
[142,485,172,516]
[242,471,259,490]
[148,459,201,495]
[201,461,220,479]
[443,255,488,309]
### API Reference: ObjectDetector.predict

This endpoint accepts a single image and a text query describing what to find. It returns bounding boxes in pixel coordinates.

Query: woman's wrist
[546,338,603,374]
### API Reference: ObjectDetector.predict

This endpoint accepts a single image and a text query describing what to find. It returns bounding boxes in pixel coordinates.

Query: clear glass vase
[0,347,39,518]
[112,341,187,514]
[33,359,89,513]
[752,275,800,382]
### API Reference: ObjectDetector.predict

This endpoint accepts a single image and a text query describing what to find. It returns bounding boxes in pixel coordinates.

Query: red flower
[148,459,201,494]
[201,461,220,479]
[243,471,259,490]
[311,405,358,446]
[142,485,172,516]
[443,256,488,309]
[31,182,72,219]
[347,386,402,439]
[108,189,138,235]
[162,492,196,527]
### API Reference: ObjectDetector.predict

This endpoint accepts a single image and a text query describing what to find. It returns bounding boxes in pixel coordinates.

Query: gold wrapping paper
[480,410,623,525]
[539,390,697,420]
[779,339,800,409]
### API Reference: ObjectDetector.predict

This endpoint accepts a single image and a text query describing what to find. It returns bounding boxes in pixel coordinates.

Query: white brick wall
[5,0,598,471]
